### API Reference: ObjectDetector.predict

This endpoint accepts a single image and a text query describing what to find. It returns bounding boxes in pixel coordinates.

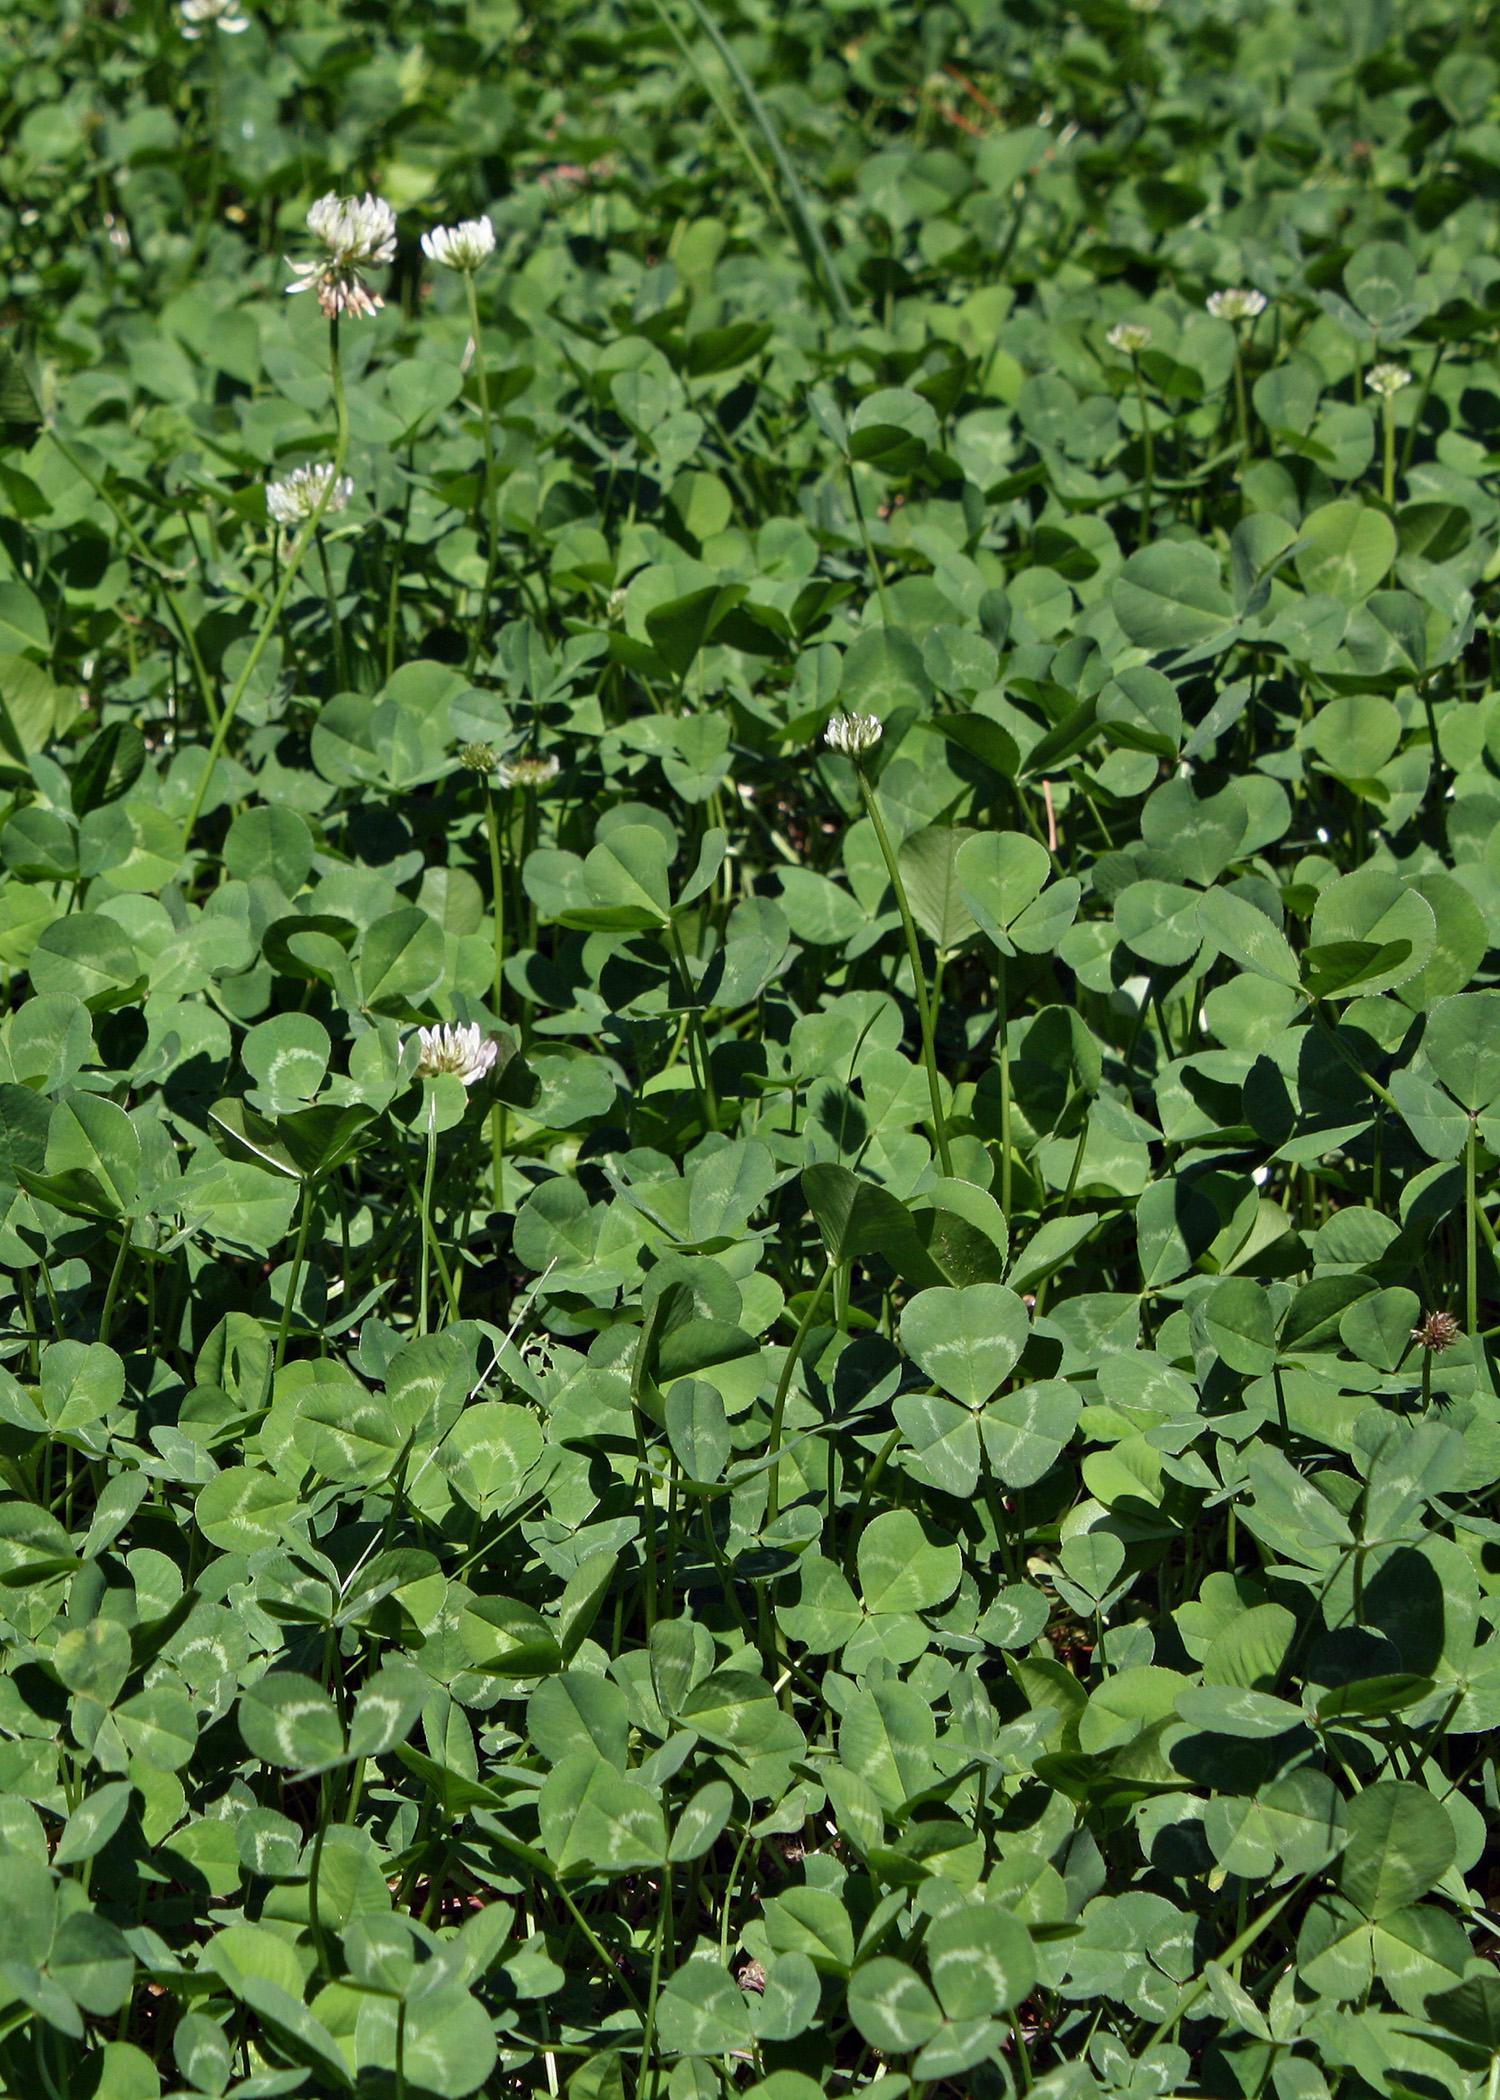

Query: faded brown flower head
[1411,1309,1461,1353]
[736,1961,767,1995]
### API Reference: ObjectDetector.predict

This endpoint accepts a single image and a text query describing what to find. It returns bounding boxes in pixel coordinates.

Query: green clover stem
[314,525,349,692]
[273,1176,316,1371]
[1231,331,1251,465]
[765,1258,836,1526]
[844,460,892,625]
[1132,351,1155,544]
[181,315,351,853]
[485,780,509,1207]
[417,1089,440,1338]
[667,917,720,1134]
[465,269,501,668]
[1465,1114,1479,1344]
[855,767,954,1177]
[46,424,220,730]
[997,953,1014,1221]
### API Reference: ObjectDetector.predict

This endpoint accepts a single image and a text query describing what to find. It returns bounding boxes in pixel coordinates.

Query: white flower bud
[496,754,561,791]
[1107,321,1152,355]
[1367,361,1413,398]
[421,217,496,273]
[823,713,884,758]
[1206,287,1268,322]
[180,0,249,33]
[265,463,353,528]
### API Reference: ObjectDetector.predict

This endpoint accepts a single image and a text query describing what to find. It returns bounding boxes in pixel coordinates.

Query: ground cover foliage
[4,0,1500,2094]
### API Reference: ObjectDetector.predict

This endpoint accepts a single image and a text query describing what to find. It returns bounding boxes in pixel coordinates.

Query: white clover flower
[1368,361,1413,398]
[1107,321,1152,355]
[266,463,353,528]
[1207,287,1268,322]
[180,0,249,32]
[285,191,397,321]
[497,754,561,791]
[412,1022,499,1087]
[421,216,496,273]
[823,712,883,758]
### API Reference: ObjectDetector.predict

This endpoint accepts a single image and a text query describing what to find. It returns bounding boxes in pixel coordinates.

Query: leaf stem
[765,1259,836,1525]
[997,954,1014,1221]
[97,1220,133,1348]
[274,1177,316,1371]
[844,461,891,625]
[45,424,219,729]
[1466,1115,1479,1344]
[1141,1873,1313,2054]
[667,918,720,1133]
[315,526,349,692]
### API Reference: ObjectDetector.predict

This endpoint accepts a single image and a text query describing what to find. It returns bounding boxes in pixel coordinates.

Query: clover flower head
[412,1022,499,1087]
[823,712,884,758]
[1368,361,1413,398]
[497,753,561,791]
[180,0,249,32]
[266,463,353,528]
[421,216,496,273]
[1411,1309,1461,1353]
[1107,321,1152,355]
[285,191,397,320]
[1206,287,1268,322]
[458,742,500,773]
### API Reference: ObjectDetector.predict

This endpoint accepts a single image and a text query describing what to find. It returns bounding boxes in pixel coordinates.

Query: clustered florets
[421,217,496,273]
[823,712,884,758]
[285,192,398,320]
[1368,361,1413,398]
[266,463,353,528]
[497,754,561,791]
[1107,321,1153,355]
[1206,287,1268,322]
[412,1022,499,1087]
[180,0,249,33]
[1411,1309,1461,1353]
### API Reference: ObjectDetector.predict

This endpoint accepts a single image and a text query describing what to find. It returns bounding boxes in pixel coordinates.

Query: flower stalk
[1108,322,1154,543]
[417,1091,439,1338]
[420,217,500,664]
[483,776,508,1208]
[827,714,954,1179]
[464,269,501,668]
[182,310,355,851]
[1208,289,1267,467]
[1369,361,1412,506]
